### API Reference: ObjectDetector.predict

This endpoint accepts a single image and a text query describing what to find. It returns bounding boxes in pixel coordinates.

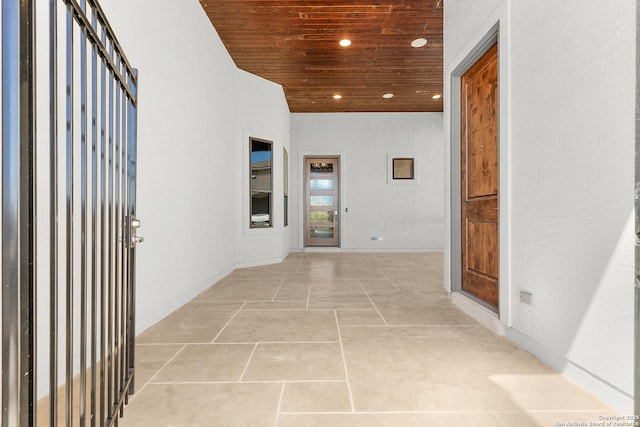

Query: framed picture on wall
[388,153,418,184]
[393,158,415,180]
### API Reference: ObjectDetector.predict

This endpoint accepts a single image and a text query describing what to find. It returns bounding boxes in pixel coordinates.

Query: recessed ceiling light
[339,39,351,47]
[333,94,342,99]
[383,93,394,99]
[432,94,442,99]
[411,38,428,48]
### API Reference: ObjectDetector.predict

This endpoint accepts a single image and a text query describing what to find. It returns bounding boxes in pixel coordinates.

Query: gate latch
[130,217,144,247]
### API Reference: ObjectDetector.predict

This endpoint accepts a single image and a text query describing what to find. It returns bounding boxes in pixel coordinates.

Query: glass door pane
[310,227,334,239]
[305,158,339,247]
[310,179,334,190]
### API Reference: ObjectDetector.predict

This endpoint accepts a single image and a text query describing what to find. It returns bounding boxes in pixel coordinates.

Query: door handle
[129,216,144,248]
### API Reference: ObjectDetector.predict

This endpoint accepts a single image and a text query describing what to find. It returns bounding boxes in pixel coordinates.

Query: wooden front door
[305,157,340,247]
[461,44,499,308]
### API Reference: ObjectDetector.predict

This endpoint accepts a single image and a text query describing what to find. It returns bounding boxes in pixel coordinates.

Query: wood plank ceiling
[198,0,444,113]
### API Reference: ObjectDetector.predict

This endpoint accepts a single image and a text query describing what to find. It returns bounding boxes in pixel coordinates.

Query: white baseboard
[506,328,633,415]
[450,291,633,414]
[136,267,234,335]
[234,256,286,269]
[296,247,444,253]
[451,291,506,336]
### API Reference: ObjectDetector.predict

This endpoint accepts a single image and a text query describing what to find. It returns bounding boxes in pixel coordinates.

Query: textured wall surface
[234,71,292,267]
[32,0,291,394]
[100,0,291,333]
[290,113,444,251]
[444,0,635,412]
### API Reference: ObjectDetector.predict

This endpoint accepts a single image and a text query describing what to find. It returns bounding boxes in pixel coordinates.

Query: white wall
[291,113,444,251]
[444,0,635,413]
[234,70,291,267]
[29,0,290,398]
[100,0,291,332]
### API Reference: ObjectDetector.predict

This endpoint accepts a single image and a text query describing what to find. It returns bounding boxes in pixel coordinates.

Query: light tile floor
[120,252,617,427]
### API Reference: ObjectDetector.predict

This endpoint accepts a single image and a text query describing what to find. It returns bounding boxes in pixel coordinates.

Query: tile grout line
[334,310,355,413]
[150,379,349,385]
[358,279,389,326]
[271,273,288,302]
[211,301,248,343]
[379,271,402,291]
[276,410,461,415]
[131,344,188,402]
[129,254,614,424]
[241,308,373,312]
[276,409,552,415]
[207,340,342,345]
[238,343,259,382]
[136,342,196,346]
[274,382,286,427]
[339,324,477,329]
[493,412,510,427]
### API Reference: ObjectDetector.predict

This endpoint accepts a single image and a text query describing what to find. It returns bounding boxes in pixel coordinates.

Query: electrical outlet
[371,236,384,241]
[519,291,532,305]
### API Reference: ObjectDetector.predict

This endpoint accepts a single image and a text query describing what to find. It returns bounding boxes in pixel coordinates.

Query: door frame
[304,156,341,247]
[460,43,499,310]
[446,20,511,326]
[297,151,345,249]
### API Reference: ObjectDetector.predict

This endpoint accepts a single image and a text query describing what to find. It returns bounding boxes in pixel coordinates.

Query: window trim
[283,147,289,227]
[249,137,274,229]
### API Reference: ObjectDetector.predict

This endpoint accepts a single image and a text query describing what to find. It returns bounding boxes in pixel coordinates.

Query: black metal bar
[40,2,138,425]
[99,23,107,426]
[105,371,133,427]
[122,62,130,419]
[90,6,99,427]
[21,1,37,422]
[1,4,22,423]
[113,51,122,426]
[113,53,124,425]
[49,0,60,425]
[64,4,75,427]
[106,37,114,422]
[84,0,135,86]
[80,0,89,422]
[115,62,122,421]
[127,70,138,396]
[2,0,37,425]
[119,66,128,418]
[63,0,136,101]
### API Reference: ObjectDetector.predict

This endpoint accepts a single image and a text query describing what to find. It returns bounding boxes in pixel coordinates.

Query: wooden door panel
[466,220,498,278]
[464,271,499,307]
[461,43,499,309]
[467,57,498,198]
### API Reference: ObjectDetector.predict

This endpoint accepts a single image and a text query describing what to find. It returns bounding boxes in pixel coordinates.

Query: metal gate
[1,0,140,425]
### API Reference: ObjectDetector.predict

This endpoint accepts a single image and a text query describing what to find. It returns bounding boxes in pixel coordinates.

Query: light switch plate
[519,291,532,305]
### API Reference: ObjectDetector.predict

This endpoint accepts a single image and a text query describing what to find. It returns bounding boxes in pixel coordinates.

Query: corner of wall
[506,328,634,415]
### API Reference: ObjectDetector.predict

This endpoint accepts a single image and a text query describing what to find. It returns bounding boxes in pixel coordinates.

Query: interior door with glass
[305,157,340,247]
